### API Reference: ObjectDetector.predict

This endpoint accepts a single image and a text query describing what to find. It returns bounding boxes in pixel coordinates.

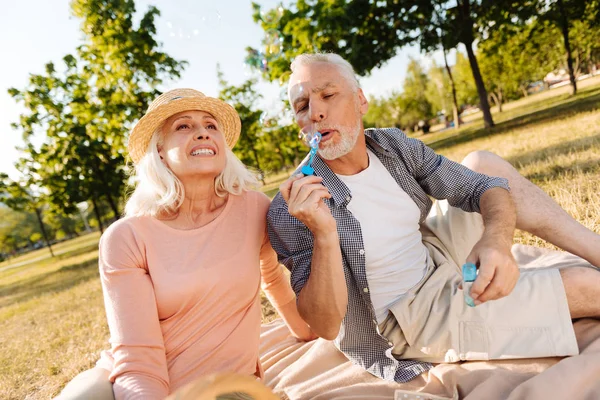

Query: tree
[478,19,563,109]
[8,0,186,224]
[364,93,403,129]
[218,68,305,179]
[496,0,600,96]
[249,0,528,129]
[0,173,55,257]
[397,59,434,130]
[452,52,479,108]
[218,70,266,183]
[568,18,600,77]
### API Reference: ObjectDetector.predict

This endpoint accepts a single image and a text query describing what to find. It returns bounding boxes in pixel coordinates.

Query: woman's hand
[289,322,319,342]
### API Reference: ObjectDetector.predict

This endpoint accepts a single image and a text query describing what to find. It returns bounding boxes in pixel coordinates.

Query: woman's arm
[259,228,317,341]
[99,221,170,400]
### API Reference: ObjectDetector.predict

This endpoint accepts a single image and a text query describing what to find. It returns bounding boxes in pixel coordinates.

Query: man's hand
[280,174,335,235]
[466,234,519,305]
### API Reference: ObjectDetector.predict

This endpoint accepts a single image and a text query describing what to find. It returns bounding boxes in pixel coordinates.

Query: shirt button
[345,196,351,202]
[388,341,394,346]
[372,319,377,325]
[363,287,369,293]
[359,249,365,255]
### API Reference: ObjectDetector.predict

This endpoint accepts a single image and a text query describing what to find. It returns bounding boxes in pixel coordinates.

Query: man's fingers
[294,183,331,204]
[477,263,518,304]
[289,189,331,213]
[279,174,304,202]
[469,264,495,300]
[288,175,323,203]
[304,190,332,206]
[474,278,503,304]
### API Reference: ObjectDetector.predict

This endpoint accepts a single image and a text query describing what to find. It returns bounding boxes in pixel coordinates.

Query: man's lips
[318,129,336,142]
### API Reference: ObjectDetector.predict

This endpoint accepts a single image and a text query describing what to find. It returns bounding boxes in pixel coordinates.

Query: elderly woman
[56,89,314,400]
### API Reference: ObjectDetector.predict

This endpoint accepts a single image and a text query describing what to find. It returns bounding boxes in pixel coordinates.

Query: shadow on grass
[522,158,600,183]
[506,133,600,182]
[0,257,99,309]
[55,244,99,261]
[429,86,600,152]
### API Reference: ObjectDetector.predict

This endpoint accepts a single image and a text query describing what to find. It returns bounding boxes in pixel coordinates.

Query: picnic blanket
[259,245,600,400]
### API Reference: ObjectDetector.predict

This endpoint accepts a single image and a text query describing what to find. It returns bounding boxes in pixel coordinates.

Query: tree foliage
[218,70,305,178]
[8,0,186,225]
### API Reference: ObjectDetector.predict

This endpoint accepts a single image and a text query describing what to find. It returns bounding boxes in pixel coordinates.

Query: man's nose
[309,103,326,122]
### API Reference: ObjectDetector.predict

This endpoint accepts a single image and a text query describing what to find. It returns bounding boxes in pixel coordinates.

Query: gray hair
[289,53,360,100]
[124,126,258,218]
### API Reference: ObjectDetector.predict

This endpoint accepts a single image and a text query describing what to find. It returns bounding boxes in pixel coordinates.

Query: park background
[0,0,599,398]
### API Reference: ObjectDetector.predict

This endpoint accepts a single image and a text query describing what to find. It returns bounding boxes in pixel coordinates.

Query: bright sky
[0,0,446,180]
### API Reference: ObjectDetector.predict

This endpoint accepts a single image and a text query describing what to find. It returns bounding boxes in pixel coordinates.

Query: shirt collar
[311,129,396,207]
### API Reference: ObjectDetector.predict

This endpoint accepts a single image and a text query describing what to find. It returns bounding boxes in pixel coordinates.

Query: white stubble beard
[317,101,363,161]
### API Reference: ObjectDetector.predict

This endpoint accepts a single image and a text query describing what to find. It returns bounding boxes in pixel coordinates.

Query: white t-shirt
[337,150,428,324]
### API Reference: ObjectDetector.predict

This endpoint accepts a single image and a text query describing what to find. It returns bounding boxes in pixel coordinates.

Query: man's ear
[357,88,369,116]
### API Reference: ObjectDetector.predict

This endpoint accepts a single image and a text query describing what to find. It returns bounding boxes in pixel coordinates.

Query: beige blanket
[259,246,600,400]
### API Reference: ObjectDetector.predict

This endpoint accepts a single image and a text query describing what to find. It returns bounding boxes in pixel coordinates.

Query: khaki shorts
[380,200,583,363]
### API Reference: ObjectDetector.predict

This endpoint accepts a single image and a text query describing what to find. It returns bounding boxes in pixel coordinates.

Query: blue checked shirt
[267,128,510,382]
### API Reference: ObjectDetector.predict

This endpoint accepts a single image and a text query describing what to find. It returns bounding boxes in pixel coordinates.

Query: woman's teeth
[191,149,215,156]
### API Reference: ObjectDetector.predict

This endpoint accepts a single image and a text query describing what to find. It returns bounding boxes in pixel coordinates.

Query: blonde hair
[289,53,360,101]
[125,127,258,218]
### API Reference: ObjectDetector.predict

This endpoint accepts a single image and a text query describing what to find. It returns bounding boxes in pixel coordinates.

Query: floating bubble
[264,29,283,56]
[201,9,222,29]
[244,48,269,74]
[260,57,269,72]
[260,9,278,24]
[298,127,322,149]
[162,6,222,41]
[299,128,322,175]
[260,112,279,132]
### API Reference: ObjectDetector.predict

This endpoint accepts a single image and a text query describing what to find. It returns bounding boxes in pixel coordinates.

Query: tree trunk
[91,197,104,234]
[92,156,120,221]
[104,192,120,222]
[463,41,495,128]
[442,48,461,130]
[456,0,494,128]
[498,89,503,113]
[489,92,501,112]
[251,148,266,185]
[34,207,54,257]
[556,0,577,95]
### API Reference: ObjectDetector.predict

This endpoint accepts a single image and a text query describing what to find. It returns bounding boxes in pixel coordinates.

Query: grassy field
[1,76,599,399]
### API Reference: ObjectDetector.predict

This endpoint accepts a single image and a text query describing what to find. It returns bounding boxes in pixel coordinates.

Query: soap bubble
[264,29,283,56]
[298,126,322,149]
[259,112,279,132]
[162,7,221,41]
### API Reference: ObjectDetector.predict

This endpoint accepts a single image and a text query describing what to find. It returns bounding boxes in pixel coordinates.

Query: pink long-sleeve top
[95,190,295,399]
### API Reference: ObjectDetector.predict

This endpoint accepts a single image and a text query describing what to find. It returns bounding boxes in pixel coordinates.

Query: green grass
[1,77,599,399]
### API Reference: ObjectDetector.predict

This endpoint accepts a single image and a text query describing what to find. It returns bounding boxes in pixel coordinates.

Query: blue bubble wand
[462,262,478,307]
[299,130,322,176]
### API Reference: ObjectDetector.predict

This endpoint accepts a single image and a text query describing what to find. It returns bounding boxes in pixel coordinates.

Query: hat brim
[128,97,241,164]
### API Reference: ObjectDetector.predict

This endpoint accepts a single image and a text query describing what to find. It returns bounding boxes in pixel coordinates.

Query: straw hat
[127,88,241,164]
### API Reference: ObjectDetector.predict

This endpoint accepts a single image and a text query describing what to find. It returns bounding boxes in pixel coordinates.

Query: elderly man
[267,52,600,382]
